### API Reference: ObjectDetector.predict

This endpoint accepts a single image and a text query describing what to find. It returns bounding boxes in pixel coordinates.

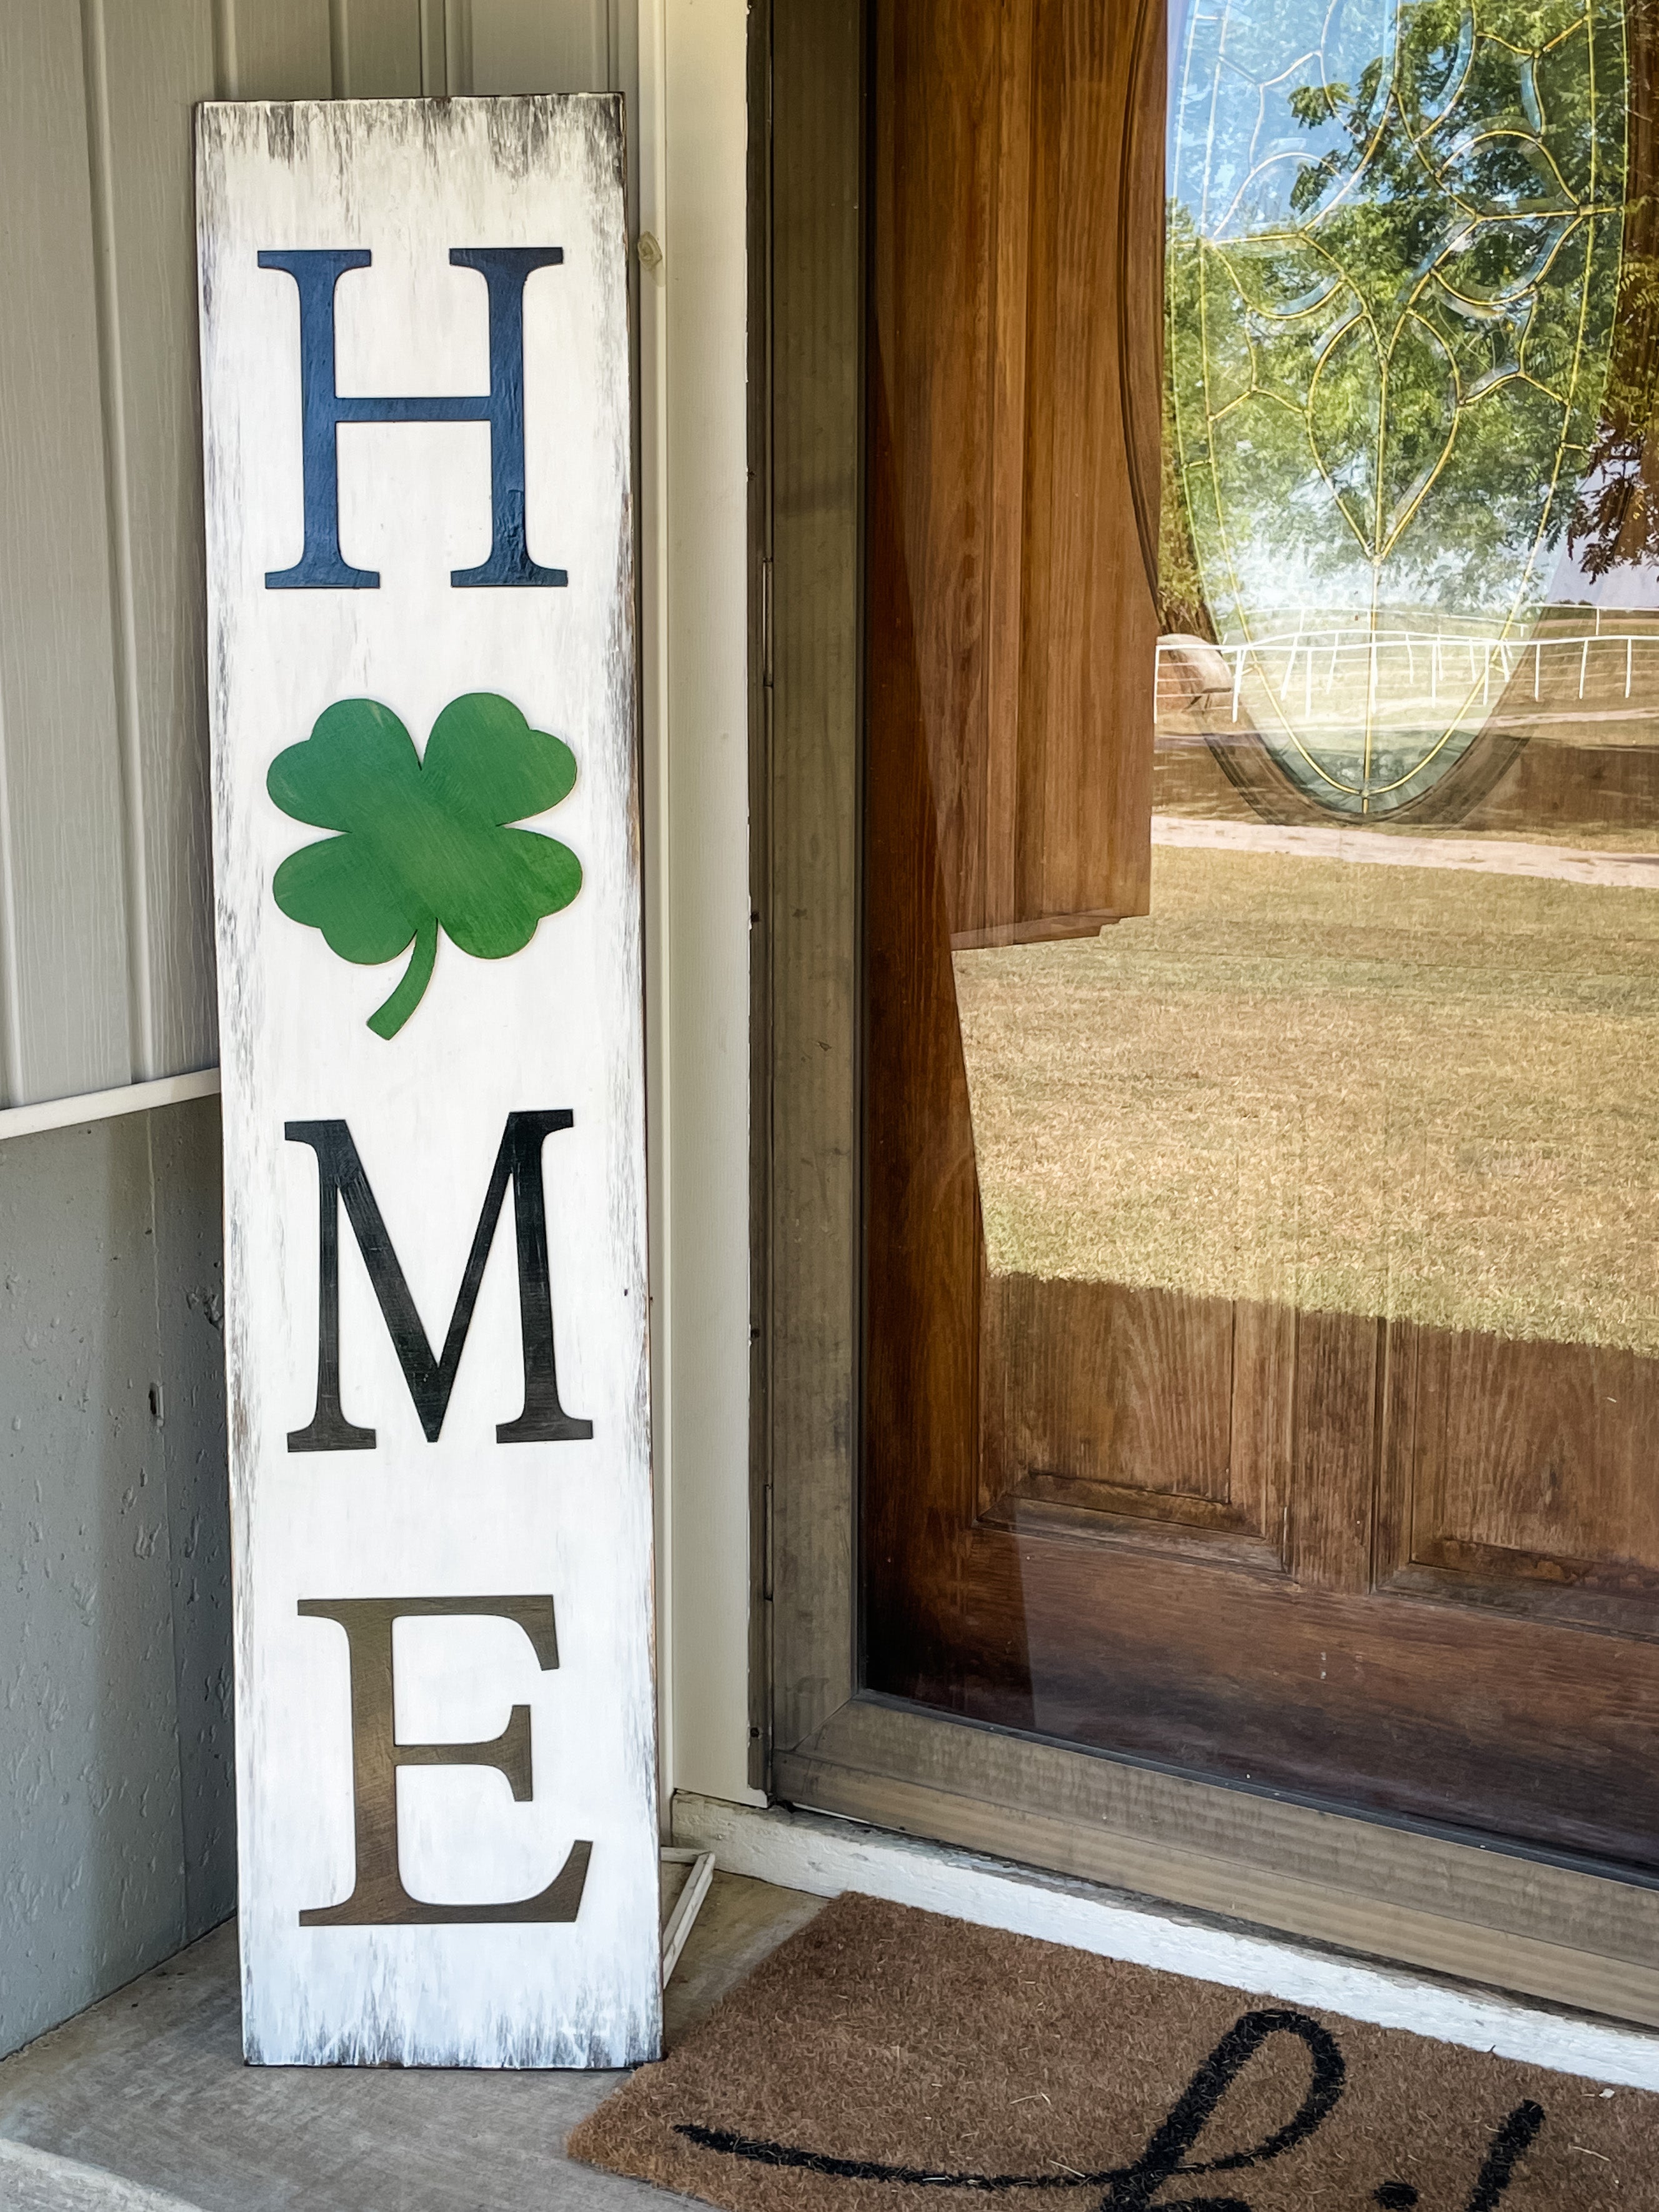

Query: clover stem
[368,917,438,1040]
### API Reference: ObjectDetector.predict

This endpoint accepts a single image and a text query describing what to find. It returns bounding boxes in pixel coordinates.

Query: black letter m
[286,1111,592,1451]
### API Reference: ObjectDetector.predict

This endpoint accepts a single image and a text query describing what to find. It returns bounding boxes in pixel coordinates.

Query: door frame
[750,0,1659,2028]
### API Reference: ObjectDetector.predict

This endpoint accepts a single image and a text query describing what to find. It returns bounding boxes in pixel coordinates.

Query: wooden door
[863,0,1659,1873]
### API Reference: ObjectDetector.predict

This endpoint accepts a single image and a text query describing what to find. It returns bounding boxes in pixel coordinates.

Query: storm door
[860,0,1659,1873]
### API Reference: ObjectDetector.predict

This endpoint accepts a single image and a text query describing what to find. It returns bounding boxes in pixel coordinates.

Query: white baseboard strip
[672,1790,1659,2091]
[0,1067,220,1145]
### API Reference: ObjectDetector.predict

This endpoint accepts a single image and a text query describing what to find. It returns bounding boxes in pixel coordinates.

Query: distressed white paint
[677,1795,1659,2093]
[197,96,659,2066]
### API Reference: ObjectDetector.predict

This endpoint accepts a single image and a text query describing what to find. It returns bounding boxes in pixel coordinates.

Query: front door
[863,0,1659,1872]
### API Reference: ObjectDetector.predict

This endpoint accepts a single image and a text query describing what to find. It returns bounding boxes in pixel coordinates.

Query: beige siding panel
[0,2,134,1106]
[334,0,426,95]
[226,0,334,98]
[222,3,615,107]
[91,0,220,1080]
[462,0,615,93]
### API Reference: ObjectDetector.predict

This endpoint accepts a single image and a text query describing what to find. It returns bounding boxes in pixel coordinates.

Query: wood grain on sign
[196,97,658,2067]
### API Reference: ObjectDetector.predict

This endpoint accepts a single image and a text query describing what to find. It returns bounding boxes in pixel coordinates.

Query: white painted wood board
[197,94,659,2066]
[649,0,760,1814]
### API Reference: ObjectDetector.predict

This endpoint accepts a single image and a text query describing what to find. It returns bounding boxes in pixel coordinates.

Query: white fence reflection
[1157,621,1659,727]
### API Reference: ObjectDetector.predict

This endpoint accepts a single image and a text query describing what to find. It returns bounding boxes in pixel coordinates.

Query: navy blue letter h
[257,246,565,590]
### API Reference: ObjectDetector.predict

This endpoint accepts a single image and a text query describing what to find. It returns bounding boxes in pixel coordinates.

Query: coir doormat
[568,1894,1657,2211]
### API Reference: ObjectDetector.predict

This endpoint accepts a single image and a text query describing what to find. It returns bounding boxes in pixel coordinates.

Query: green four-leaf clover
[267,691,582,1039]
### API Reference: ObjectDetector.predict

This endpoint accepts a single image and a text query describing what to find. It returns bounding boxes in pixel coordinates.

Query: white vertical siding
[89,0,222,1084]
[0,2,141,1106]
[0,0,630,1112]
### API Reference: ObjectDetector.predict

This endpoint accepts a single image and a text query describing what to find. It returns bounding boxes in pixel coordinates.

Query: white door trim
[672,1789,1659,2090]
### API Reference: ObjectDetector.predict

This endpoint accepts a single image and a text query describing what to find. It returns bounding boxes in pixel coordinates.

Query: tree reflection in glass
[1167,0,1628,814]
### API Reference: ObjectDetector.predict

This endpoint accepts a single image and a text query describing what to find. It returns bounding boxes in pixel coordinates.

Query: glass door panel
[863,0,1659,1871]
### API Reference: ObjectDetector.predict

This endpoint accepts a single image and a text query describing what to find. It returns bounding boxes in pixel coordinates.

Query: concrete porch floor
[0,1874,825,2212]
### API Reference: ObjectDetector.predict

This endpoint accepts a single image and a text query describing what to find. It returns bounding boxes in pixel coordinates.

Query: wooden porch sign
[195,97,660,2066]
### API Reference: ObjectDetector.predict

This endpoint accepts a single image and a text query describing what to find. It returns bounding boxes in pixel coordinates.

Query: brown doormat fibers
[569,1894,1657,2211]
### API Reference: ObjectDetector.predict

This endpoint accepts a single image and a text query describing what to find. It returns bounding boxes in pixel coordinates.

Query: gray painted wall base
[1,1097,233,2060]
[0,2138,206,2212]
